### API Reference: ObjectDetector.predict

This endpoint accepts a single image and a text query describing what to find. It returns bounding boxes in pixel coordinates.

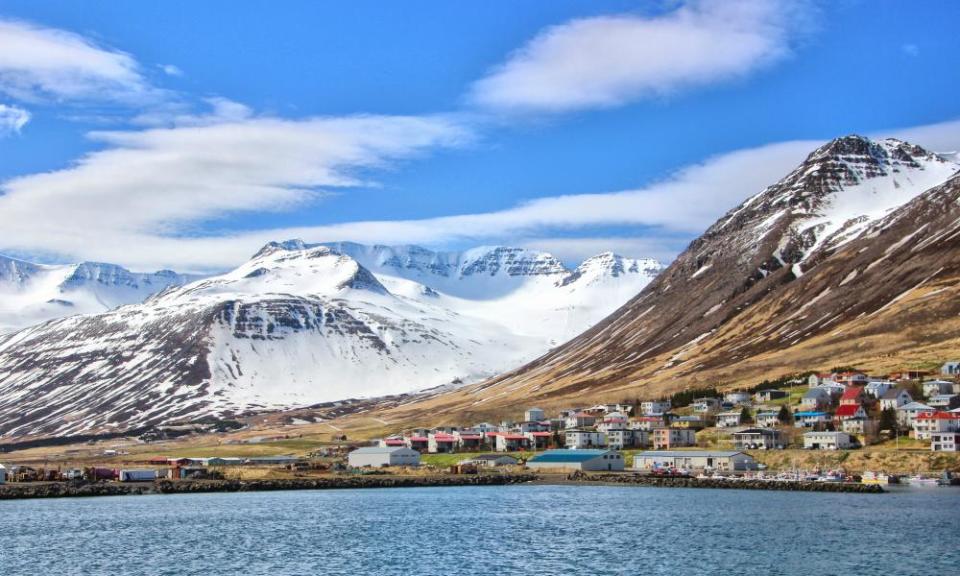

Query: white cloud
[901,43,919,57]
[2,114,958,273]
[468,0,808,113]
[0,112,470,270]
[159,64,183,77]
[0,103,30,135]
[0,18,155,104]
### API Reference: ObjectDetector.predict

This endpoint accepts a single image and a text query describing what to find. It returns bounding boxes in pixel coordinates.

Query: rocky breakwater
[567,472,884,493]
[0,473,538,500]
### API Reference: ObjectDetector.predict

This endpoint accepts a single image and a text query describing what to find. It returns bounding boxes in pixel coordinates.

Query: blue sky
[0,0,958,271]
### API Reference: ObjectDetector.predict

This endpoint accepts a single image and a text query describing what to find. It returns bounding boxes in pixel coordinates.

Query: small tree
[777,405,793,425]
[878,407,898,434]
[740,406,753,424]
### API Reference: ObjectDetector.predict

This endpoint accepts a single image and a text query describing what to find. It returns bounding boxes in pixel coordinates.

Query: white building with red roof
[913,411,960,440]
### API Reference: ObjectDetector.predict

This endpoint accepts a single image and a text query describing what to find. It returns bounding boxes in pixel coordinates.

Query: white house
[793,411,830,428]
[913,411,960,440]
[564,412,598,429]
[941,361,960,377]
[526,449,624,472]
[865,381,894,399]
[524,408,546,422]
[604,428,648,450]
[724,391,752,406]
[897,401,934,427]
[494,433,531,452]
[349,447,421,468]
[754,389,788,402]
[928,394,960,410]
[808,373,835,387]
[565,429,606,449]
[755,411,782,428]
[803,431,856,450]
[931,432,959,452]
[640,400,671,415]
[461,454,518,467]
[923,380,955,398]
[800,388,832,410]
[716,411,744,428]
[634,450,758,472]
[732,428,784,450]
[879,388,912,411]
[692,398,721,413]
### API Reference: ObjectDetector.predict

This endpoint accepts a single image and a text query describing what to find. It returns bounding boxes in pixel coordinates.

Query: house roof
[835,405,862,417]
[756,411,779,417]
[468,454,516,461]
[794,411,828,417]
[803,389,829,398]
[840,386,864,401]
[881,388,907,399]
[636,450,745,458]
[899,402,933,411]
[529,449,613,463]
[408,436,429,442]
[351,447,416,455]
[732,428,778,436]
[916,411,960,421]
[528,432,552,437]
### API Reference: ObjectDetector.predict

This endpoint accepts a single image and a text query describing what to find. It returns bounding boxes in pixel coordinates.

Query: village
[2,363,960,491]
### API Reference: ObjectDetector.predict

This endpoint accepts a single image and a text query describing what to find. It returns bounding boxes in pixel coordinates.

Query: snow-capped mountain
[0,242,660,437]
[0,255,198,334]
[424,136,960,419]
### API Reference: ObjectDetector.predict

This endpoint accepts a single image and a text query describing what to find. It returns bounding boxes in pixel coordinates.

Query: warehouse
[348,446,421,468]
[633,450,758,472]
[526,449,624,472]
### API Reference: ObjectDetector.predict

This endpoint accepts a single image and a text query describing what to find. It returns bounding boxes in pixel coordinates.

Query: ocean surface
[2,484,958,575]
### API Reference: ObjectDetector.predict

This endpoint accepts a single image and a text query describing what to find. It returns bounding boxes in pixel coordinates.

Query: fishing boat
[906,474,939,487]
[861,471,897,485]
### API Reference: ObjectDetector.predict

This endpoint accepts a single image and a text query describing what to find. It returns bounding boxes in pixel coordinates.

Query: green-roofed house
[526,449,624,472]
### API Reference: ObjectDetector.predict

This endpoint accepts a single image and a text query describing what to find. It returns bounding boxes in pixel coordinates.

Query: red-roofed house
[913,411,960,440]
[428,433,457,453]
[405,436,429,452]
[525,431,553,450]
[840,386,866,406]
[454,431,484,451]
[835,404,872,435]
[494,433,531,452]
[379,437,406,448]
[835,404,866,420]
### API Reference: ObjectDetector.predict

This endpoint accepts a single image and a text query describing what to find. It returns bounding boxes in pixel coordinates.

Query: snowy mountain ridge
[0,255,198,334]
[0,241,662,438]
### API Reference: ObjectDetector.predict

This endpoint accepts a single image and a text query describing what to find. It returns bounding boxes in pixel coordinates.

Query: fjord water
[3,485,958,575]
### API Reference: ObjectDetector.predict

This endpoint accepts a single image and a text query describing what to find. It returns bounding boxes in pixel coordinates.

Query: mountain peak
[252,238,312,259]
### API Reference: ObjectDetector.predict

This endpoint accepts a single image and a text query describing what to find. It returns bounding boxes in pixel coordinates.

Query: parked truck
[119,469,158,482]
[86,467,119,481]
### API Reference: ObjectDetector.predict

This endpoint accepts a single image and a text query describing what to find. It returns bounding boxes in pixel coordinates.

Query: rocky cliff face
[369,136,960,423]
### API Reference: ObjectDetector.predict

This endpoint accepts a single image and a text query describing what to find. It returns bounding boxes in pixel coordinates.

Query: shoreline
[0,472,884,501]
